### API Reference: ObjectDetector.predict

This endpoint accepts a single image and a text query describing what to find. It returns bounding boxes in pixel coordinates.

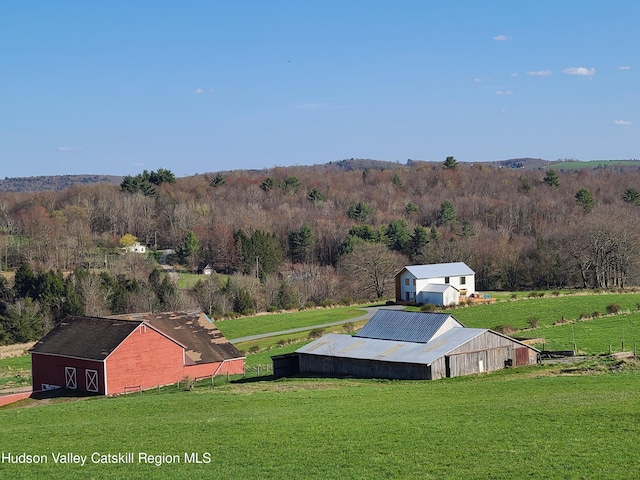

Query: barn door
[515,348,529,366]
[85,369,99,393]
[65,367,77,389]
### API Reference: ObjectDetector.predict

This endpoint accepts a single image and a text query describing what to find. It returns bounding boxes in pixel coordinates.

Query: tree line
[1,160,640,343]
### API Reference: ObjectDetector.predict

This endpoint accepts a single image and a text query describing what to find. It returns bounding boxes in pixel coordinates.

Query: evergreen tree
[437,200,458,226]
[384,219,410,252]
[347,202,372,222]
[543,169,560,187]
[275,281,297,310]
[281,176,301,195]
[233,288,254,315]
[622,187,640,205]
[408,225,430,259]
[307,188,325,204]
[14,262,37,299]
[260,177,276,192]
[575,188,595,212]
[177,230,201,271]
[235,229,283,281]
[443,156,459,170]
[288,225,314,264]
[209,173,226,187]
[0,298,45,344]
[461,219,476,237]
[349,225,379,242]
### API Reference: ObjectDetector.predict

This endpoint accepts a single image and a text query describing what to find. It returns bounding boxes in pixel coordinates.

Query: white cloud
[193,88,204,94]
[493,34,511,41]
[473,78,483,82]
[563,67,595,76]
[527,70,552,76]
[618,66,630,70]
[510,72,519,77]
[613,120,632,126]
[495,90,514,95]
[56,146,81,152]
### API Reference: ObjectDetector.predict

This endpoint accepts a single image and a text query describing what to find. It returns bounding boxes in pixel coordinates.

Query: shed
[30,310,244,395]
[273,310,538,380]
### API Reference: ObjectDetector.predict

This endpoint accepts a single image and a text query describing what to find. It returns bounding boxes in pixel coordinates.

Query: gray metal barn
[272,310,539,380]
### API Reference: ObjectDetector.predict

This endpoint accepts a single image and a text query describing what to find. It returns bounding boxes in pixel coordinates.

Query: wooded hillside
[1,158,640,344]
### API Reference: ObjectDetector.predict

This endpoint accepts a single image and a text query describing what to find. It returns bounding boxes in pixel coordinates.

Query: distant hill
[0,175,122,192]
[3,157,640,193]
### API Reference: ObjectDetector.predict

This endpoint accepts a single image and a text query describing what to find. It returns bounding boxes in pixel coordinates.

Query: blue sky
[2,1,638,177]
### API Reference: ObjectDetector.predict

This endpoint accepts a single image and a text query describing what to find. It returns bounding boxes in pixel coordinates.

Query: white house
[395,262,476,306]
[123,242,147,254]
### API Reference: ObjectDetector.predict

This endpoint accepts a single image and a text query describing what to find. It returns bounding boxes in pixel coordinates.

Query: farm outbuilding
[273,310,538,380]
[396,262,476,305]
[30,310,244,395]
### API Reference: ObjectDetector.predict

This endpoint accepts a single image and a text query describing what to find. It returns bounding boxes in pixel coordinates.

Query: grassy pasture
[550,159,640,170]
[451,292,640,330]
[0,355,31,389]
[529,312,640,354]
[3,293,640,478]
[2,366,640,479]
[216,306,366,340]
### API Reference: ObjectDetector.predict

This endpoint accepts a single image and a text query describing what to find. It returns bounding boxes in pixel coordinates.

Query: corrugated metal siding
[355,310,458,343]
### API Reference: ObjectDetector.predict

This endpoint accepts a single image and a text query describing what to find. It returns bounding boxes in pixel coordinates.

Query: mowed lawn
[2,369,640,479]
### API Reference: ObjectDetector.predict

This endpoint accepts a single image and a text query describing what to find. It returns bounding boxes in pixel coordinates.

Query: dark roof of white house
[355,310,464,344]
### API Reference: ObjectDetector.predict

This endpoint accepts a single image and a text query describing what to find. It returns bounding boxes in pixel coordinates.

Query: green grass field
[0,355,31,389]
[2,365,640,479]
[451,292,640,328]
[4,293,640,478]
[216,306,366,340]
[548,159,640,170]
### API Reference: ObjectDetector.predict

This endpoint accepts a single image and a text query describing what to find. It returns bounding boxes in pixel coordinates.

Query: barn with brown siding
[273,310,538,380]
[30,310,244,395]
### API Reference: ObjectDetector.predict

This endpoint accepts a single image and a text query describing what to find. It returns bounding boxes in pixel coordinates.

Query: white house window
[444,277,450,283]
[461,276,466,285]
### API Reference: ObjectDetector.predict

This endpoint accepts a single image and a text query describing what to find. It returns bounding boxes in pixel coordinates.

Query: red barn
[30,310,244,395]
